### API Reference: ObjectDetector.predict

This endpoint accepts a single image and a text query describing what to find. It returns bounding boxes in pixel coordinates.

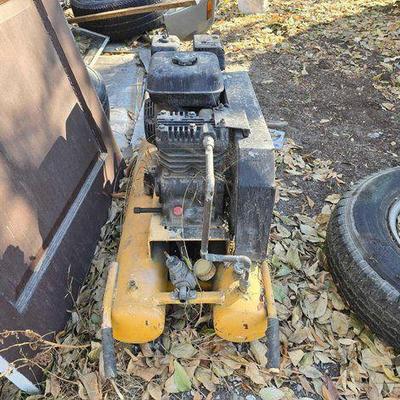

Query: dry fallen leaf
[170,342,197,359]
[322,376,339,400]
[314,292,329,319]
[286,243,302,269]
[361,348,392,371]
[45,375,61,397]
[212,360,233,377]
[331,311,349,336]
[325,193,341,204]
[306,195,315,208]
[140,343,154,357]
[259,386,285,400]
[299,365,323,379]
[127,360,160,382]
[250,340,268,365]
[244,362,266,385]
[382,102,395,111]
[147,382,162,400]
[195,367,216,393]
[289,349,304,366]
[382,366,400,383]
[79,373,102,400]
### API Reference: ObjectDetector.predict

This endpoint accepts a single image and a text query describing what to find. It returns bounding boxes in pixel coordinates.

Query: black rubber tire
[70,0,164,41]
[326,167,400,348]
[87,66,110,119]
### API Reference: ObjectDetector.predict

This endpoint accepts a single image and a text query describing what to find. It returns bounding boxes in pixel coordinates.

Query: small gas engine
[143,34,275,264]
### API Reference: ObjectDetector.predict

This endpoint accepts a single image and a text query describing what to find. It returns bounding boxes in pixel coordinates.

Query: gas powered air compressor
[101,34,279,377]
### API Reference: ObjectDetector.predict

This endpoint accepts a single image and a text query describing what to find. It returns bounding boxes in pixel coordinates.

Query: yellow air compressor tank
[213,264,268,342]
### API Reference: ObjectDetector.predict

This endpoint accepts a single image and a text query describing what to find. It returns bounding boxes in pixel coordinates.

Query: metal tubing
[102,262,118,379]
[156,290,225,305]
[200,135,215,257]
[200,133,252,285]
[134,207,162,214]
[261,261,280,373]
[205,253,251,271]
[261,261,277,318]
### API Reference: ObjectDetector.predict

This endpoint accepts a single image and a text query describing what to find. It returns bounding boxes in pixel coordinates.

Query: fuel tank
[147,51,224,108]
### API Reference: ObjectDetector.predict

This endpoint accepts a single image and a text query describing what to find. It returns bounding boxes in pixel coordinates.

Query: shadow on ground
[246,3,399,214]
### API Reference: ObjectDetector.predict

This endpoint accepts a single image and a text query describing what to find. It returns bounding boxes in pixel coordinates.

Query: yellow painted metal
[149,214,228,242]
[261,260,277,318]
[155,291,225,305]
[111,142,272,344]
[112,144,168,343]
[102,261,118,330]
[213,264,268,342]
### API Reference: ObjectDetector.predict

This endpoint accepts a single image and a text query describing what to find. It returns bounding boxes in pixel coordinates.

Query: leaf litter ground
[1,0,400,399]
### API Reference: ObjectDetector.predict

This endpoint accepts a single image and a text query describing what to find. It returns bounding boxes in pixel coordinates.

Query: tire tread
[70,0,163,41]
[326,168,400,348]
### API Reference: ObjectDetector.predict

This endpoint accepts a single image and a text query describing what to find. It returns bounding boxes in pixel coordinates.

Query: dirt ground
[217,0,400,213]
[1,1,400,399]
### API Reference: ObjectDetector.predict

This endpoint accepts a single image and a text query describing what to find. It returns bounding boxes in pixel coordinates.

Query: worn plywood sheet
[0,0,121,392]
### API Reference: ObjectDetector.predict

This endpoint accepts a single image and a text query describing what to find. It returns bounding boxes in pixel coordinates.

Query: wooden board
[0,0,121,392]
[67,0,196,24]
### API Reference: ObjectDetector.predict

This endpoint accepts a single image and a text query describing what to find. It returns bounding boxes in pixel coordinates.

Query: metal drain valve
[164,253,197,302]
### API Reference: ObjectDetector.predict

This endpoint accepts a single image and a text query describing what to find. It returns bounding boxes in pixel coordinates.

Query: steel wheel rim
[388,198,400,246]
